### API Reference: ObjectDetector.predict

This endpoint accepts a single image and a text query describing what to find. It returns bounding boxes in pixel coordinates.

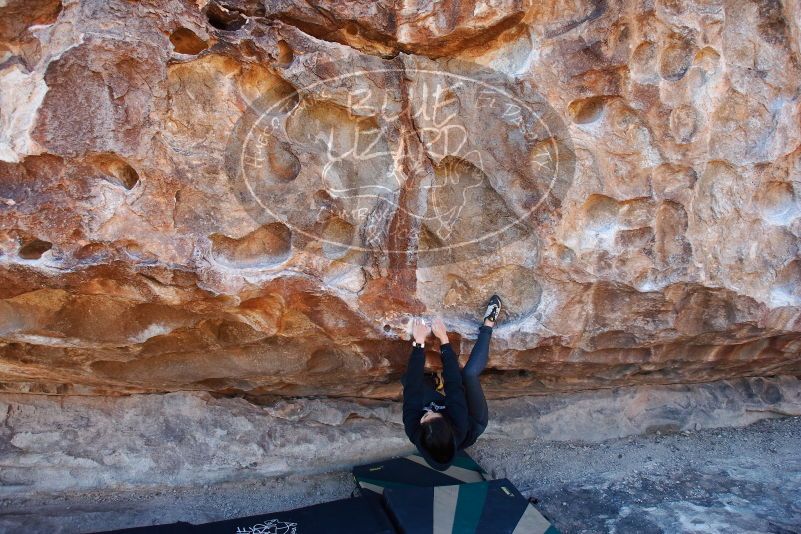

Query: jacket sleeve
[439,343,468,444]
[402,345,426,442]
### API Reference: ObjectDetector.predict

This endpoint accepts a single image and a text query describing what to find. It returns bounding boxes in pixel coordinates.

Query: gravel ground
[2,417,800,533]
[472,416,801,533]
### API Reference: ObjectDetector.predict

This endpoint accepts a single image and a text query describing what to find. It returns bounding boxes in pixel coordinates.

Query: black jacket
[402,343,469,470]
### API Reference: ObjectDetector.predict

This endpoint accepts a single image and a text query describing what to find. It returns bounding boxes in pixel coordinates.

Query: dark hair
[421,416,455,463]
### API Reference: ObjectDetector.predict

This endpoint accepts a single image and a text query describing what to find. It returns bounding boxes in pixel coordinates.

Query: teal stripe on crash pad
[452,482,488,533]
[544,525,561,534]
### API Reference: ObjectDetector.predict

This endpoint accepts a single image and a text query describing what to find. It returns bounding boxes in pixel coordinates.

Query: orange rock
[0,0,798,400]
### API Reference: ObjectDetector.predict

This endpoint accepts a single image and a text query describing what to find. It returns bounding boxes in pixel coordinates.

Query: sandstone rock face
[0,0,800,398]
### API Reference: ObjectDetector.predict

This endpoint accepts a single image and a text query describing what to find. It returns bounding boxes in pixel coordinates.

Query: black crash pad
[97,496,394,534]
[383,478,559,534]
[192,496,394,534]
[352,450,488,497]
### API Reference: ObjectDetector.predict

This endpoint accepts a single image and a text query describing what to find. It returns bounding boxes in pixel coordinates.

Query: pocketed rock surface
[3,1,801,523]
[0,0,800,398]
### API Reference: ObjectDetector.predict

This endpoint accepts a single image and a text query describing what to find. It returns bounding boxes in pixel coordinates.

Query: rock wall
[1,0,800,399]
[2,376,800,495]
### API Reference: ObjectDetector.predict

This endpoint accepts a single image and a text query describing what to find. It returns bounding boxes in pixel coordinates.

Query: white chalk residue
[130,324,173,343]
[0,65,47,162]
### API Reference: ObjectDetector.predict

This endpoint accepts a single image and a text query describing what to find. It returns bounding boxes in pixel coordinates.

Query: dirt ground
[2,417,800,534]
[473,416,801,533]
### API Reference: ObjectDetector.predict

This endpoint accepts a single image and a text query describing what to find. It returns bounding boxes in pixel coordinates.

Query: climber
[402,295,502,470]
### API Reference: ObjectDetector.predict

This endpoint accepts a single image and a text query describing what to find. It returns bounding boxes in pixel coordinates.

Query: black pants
[462,325,491,439]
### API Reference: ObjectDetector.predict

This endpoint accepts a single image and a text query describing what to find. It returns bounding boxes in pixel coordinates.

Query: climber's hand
[412,318,430,345]
[432,317,449,344]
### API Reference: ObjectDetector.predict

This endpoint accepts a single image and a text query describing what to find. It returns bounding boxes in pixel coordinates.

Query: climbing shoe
[483,294,502,323]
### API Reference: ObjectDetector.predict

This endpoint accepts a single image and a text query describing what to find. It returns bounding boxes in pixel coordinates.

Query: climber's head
[419,412,455,465]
